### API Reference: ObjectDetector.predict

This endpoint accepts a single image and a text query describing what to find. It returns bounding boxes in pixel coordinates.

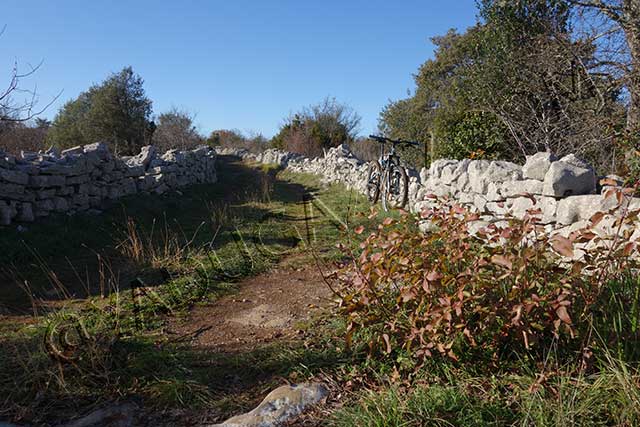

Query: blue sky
[1,0,479,138]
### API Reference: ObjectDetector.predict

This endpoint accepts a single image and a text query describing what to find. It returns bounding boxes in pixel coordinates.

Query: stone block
[52,197,69,212]
[522,152,557,181]
[0,168,29,185]
[556,195,603,225]
[17,202,34,222]
[543,159,596,197]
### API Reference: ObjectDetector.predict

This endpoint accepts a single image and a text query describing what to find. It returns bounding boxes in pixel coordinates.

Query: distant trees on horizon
[1,0,639,178]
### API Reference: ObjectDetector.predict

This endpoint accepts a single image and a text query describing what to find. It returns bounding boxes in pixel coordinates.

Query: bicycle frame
[367,134,419,210]
[377,142,402,201]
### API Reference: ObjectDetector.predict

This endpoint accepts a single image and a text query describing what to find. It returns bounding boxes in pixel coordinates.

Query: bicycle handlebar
[369,134,421,147]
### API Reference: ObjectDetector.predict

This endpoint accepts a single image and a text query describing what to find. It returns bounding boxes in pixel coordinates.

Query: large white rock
[501,179,544,198]
[126,145,157,170]
[543,156,596,197]
[522,152,557,181]
[440,159,470,185]
[556,195,603,225]
[469,160,521,194]
[429,159,458,180]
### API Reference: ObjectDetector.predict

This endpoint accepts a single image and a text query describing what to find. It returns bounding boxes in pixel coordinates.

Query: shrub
[152,108,204,153]
[271,97,361,157]
[338,190,640,367]
[0,119,50,155]
[349,137,380,163]
[207,129,267,153]
[433,111,509,161]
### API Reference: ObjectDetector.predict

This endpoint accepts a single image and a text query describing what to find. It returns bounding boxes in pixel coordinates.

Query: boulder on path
[211,383,328,427]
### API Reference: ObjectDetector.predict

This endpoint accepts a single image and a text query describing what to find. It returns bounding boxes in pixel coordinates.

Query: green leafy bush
[433,111,509,160]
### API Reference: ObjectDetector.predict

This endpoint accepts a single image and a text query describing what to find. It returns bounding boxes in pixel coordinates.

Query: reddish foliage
[337,190,640,365]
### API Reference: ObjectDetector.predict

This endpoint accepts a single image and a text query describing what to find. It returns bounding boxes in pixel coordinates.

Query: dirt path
[169,255,334,353]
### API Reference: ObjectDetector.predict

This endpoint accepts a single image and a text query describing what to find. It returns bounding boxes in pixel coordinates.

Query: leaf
[623,242,636,257]
[551,236,574,258]
[382,333,392,354]
[589,211,606,227]
[556,306,572,325]
[354,225,365,235]
[426,270,443,282]
[491,254,513,270]
[603,187,617,200]
[600,178,619,187]
[345,323,354,350]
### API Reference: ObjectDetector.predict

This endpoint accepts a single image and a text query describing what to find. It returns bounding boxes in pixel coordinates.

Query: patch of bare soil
[169,256,333,353]
[155,257,339,426]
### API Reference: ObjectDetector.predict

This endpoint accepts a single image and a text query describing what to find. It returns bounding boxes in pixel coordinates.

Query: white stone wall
[217,145,640,240]
[0,143,217,226]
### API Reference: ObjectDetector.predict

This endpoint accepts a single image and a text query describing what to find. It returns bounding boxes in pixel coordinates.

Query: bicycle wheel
[366,161,382,203]
[382,163,408,210]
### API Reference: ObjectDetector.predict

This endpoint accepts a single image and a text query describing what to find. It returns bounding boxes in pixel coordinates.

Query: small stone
[210,383,328,427]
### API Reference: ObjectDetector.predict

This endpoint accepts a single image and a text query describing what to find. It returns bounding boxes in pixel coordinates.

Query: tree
[272,97,361,157]
[207,129,246,147]
[207,129,268,153]
[47,67,154,155]
[379,0,624,171]
[152,108,203,152]
[568,0,640,133]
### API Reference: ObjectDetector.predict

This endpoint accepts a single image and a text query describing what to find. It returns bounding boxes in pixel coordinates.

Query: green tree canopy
[48,67,154,155]
[380,0,625,170]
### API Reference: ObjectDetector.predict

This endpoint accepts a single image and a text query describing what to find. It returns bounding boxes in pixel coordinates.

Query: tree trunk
[624,0,640,133]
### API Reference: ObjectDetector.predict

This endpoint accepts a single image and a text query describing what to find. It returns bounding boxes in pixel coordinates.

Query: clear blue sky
[1,0,479,138]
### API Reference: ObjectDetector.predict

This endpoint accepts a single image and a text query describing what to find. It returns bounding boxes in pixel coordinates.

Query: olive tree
[47,67,154,155]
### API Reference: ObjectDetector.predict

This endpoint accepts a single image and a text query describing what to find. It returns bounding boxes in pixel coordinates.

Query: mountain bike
[366,135,420,211]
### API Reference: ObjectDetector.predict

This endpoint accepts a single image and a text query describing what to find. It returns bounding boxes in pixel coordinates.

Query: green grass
[331,357,640,427]
[0,157,377,312]
[0,155,380,424]
[12,156,638,427]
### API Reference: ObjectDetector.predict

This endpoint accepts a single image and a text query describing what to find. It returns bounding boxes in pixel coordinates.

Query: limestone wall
[0,143,217,226]
[218,145,640,240]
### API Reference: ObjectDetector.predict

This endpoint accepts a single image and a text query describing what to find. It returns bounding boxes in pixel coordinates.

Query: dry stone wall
[0,143,217,226]
[218,145,640,240]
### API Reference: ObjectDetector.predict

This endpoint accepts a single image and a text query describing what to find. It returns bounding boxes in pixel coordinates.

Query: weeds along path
[0,155,332,313]
[0,155,374,426]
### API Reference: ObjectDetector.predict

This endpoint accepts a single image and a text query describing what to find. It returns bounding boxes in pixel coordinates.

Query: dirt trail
[169,255,334,353]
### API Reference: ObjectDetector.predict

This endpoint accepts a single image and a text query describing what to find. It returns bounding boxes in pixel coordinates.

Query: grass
[6,155,637,426]
[331,355,640,427]
[0,155,379,425]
